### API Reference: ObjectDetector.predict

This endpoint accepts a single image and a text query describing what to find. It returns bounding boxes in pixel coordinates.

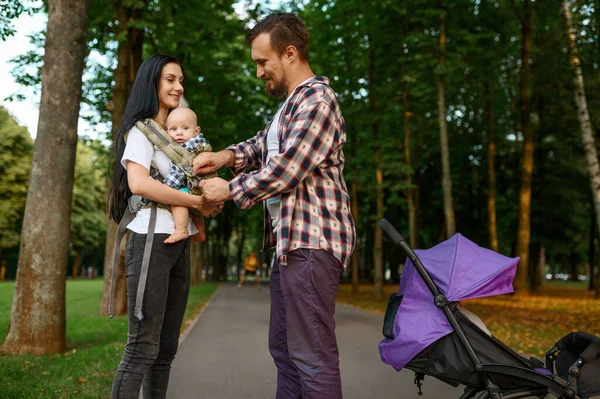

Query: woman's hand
[191,194,224,217]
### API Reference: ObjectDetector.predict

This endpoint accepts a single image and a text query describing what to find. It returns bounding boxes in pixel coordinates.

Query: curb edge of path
[178,283,222,347]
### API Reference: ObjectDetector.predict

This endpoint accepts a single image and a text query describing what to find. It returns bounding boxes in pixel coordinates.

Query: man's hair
[246,13,309,62]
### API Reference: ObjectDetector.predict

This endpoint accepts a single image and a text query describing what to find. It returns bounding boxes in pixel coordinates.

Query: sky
[0,8,47,138]
[0,1,256,140]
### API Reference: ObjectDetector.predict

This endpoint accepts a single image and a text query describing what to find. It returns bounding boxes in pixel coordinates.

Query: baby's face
[167,109,199,143]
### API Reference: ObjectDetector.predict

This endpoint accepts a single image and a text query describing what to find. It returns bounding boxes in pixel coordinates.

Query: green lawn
[0,279,217,398]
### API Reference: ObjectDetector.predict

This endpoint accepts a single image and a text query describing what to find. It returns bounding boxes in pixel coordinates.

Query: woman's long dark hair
[108,54,180,222]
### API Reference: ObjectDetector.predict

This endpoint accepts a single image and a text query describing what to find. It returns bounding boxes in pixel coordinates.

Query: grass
[337,283,600,358]
[0,279,217,399]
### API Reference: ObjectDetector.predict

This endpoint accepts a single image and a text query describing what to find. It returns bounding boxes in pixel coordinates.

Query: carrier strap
[108,197,157,321]
[136,119,202,180]
[134,201,157,321]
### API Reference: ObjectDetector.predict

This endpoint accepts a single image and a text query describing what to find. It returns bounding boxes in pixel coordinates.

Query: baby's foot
[164,229,189,244]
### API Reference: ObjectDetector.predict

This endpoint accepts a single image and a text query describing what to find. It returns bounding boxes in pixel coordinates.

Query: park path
[167,283,463,399]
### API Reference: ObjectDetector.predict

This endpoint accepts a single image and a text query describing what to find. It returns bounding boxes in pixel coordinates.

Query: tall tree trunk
[486,70,499,252]
[100,0,145,315]
[561,0,600,299]
[530,243,545,291]
[235,226,244,281]
[589,201,596,291]
[402,63,417,249]
[190,241,204,285]
[437,8,456,238]
[514,0,533,294]
[72,252,80,280]
[2,0,90,355]
[351,178,360,295]
[369,46,384,300]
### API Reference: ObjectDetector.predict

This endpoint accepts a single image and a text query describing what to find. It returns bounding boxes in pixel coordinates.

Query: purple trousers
[269,248,343,399]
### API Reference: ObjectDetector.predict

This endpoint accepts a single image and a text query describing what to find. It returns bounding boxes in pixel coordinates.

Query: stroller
[378,219,600,399]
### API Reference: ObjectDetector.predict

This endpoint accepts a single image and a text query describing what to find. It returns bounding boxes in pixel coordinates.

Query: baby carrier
[378,218,600,399]
[108,119,217,321]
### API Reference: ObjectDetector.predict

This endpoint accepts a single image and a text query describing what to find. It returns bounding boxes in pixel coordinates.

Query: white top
[265,78,315,233]
[121,126,197,235]
[265,101,287,233]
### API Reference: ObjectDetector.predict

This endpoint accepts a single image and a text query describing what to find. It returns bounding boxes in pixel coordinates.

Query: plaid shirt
[227,77,356,268]
[164,135,207,189]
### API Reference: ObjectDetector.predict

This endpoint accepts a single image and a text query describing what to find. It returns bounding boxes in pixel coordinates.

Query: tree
[99,0,146,317]
[0,107,33,260]
[514,0,534,293]
[560,0,600,299]
[2,0,90,354]
[70,142,108,279]
[437,3,456,238]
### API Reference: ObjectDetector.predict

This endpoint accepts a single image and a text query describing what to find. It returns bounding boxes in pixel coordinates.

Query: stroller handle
[379,218,407,246]
[378,218,442,299]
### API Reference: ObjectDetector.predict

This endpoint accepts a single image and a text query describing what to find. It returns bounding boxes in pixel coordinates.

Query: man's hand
[190,195,224,218]
[193,150,234,175]
[200,177,233,203]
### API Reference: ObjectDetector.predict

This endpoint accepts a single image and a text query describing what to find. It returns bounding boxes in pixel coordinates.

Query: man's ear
[285,45,297,63]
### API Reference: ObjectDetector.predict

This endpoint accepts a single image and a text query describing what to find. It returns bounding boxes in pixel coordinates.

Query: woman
[108,54,220,398]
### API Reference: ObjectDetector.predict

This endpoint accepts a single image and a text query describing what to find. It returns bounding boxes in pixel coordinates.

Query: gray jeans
[111,232,190,399]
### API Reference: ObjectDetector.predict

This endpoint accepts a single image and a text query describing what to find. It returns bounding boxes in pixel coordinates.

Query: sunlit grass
[0,279,217,398]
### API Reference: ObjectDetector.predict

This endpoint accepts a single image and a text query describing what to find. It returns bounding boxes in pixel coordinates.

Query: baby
[163,107,207,244]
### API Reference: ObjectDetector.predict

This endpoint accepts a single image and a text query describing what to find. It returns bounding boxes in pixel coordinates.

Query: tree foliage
[4,0,600,289]
[0,107,33,252]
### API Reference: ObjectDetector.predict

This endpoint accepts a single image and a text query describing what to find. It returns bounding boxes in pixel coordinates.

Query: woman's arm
[127,161,221,217]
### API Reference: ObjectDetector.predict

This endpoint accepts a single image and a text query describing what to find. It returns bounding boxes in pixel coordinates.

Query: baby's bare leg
[165,205,190,244]
[190,214,206,242]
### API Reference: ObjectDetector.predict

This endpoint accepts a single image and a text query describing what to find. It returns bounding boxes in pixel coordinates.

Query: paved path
[167,283,463,399]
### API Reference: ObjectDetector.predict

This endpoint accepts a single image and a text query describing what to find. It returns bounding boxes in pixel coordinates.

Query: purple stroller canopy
[379,233,519,371]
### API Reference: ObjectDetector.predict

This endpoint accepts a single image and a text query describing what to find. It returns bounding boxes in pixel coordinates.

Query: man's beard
[264,78,287,98]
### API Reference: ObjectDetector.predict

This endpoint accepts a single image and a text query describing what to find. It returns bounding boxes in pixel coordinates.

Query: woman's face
[158,62,184,111]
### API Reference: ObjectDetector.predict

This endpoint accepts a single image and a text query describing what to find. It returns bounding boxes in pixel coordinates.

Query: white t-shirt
[265,100,288,233]
[265,78,315,232]
[121,126,197,235]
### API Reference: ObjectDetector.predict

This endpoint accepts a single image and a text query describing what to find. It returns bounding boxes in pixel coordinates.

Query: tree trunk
[437,8,456,238]
[100,0,145,315]
[561,0,600,295]
[590,202,596,291]
[402,64,417,249]
[369,46,384,300]
[530,244,545,291]
[538,245,546,289]
[235,226,244,281]
[514,0,533,294]
[2,0,90,355]
[486,70,499,252]
[100,222,127,315]
[570,256,579,282]
[351,178,360,295]
[72,252,80,280]
[190,241,204,285]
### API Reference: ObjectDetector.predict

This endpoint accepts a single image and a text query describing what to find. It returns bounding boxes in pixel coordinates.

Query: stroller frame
[379,219,579,399]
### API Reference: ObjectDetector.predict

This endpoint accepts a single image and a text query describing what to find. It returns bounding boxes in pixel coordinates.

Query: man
[238,250,261,290]
[194,13,355,398]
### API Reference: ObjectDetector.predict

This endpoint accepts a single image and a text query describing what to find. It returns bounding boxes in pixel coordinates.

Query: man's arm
[193,129,266,175]
[229,99,342,209]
